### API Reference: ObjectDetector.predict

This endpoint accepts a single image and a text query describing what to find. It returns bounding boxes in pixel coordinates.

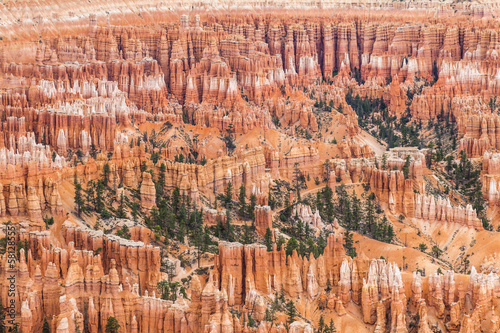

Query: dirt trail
[357,130,387,156]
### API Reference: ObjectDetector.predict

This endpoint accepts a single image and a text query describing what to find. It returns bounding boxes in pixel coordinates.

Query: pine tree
[381,154,387,170]
[75,317,82,333]
[193,223,203,266]
[102,163,111,186]
[432,245,442,258]
[264,308,277,323]
[322,185,334,223]
[283,194,291,218]
[324,159,331,181]
[318,315,325,333]
[90,144,98,159]
[268,188,277,210]
[74,174,85,216]
[365,193,376,234]
[326,319,337,333]
[387,224,394,243]
[343,230,357,258]
[306,237,318,258]
[264,228,273,251]
[238,184,246,217]
[293,163,302,201]
[247,314,256,328]
[279,287,286,304]
[122,225,131,239]
[105,316,120,333]
[285,300,298,326]
[224,182,233,209]
[297,219,305,240]
[224,123,236,152]
[325,279,332,293]
[116,193,127,219]
[215,217,224,239]
[316,191,324,215]
[351,195,362,231]
[202,226,212,252]
[432,60,439,83]
[157,280,171,300]
[156,163,166,200]
[224,209,234,241]
[175,153,185,163]
[83,303,89,333]
[277,236,286,251]
[84,180,95,211]
[353,66,363,84]
[131,202,140,221]
[248,194,257,220]
[286,237,299,256]
[177,201,187,243]
[242,225,254,244]
[402,155,411,179]
[172,187,181,213]
[95,180,104,213]
[336,185,348,215]
[42,317,50,333]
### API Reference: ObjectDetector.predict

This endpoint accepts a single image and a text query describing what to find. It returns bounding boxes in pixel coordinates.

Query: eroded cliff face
[10,226,500,333]
[2,3,500,333]
[2,9,500,152]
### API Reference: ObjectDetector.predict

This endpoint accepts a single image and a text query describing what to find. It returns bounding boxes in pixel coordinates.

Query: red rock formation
[254,205,272,236]
[62,222,161,292]
[202,207,227,226]
[5,7,500,333]
[213,233,346,305]
[481,151,500,206]
[361,260,405,325]
[140,172,156,210]
[291,204,323,231]
[413,192,483,230]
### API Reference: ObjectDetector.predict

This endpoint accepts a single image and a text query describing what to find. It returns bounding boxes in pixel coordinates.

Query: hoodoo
[2,0,500,332]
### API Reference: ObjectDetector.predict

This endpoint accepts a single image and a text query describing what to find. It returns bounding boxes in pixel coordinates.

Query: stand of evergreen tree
[105,317,120,333]
[285,300,298,327]
[316,185,395,245]
[345,90,421,148]
[278,211,328,258]
[445,151,491,230]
